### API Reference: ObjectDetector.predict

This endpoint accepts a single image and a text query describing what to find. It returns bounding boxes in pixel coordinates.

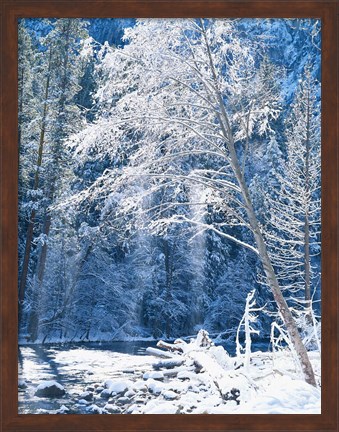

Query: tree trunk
[233,148,316,387]
[18,66,24,147]
[163,238,172,338]
[36,214,52,283]
[304,84,311,308]
[18,48,52,305]
[201,22,316,386]
[34,20,72,287]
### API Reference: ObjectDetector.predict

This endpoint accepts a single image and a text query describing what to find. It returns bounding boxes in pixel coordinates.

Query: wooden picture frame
[1,1,338,430]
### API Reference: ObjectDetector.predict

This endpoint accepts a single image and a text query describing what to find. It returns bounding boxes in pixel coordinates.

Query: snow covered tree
[18,29,53,306]
[33,19,90,285]
[17,19,92,341]
[69,19,316,385]
[264,66,321,311]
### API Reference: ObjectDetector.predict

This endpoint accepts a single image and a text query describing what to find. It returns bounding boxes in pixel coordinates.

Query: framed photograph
[1,1,338,431]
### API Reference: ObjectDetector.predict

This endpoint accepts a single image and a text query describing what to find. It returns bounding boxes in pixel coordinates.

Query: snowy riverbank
[19,331,320,414]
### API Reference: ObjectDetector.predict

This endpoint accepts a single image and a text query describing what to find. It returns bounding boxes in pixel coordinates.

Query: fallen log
[157,340,185,353]
[162,365,196,378]
[152,359,185,370]
[145,347,176,358]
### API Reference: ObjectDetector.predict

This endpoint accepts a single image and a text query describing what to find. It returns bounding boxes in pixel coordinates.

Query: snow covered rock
[86,386,95,392]
[146,379,164,395]
[104,403,122,414]
[133,381,147,393]
[116,396,131,405]
[86,404,105,414]
[56,405,69,414]
[35,381,65,398]
[78,399,90,405]
[18,380,27,389]
[79,391,93,401]
[100,389,112,399]
[162,390,178,400]
[104,379,131,394]
[143,371,164,381]
[126,404,140,414]
[134,394,148,404]
[95,386,104,393]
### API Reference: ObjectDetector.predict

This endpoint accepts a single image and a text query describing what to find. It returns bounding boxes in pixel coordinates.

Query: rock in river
[35,381,65,398]
[79,391,93,401]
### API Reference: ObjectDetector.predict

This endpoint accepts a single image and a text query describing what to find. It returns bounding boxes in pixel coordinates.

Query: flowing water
[18,339,271,414]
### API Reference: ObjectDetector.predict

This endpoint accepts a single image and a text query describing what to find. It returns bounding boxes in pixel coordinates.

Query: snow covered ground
[18,333,320,414]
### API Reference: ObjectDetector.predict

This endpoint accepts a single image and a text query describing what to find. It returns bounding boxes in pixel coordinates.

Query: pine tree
[18,19,91,341]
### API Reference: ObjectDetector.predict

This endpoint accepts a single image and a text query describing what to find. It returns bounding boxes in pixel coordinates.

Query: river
[18,339,271,414]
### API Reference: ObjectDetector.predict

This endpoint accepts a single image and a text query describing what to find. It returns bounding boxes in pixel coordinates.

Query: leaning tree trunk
[201,23,316,386]
[227,118,315,387]
[240,179,316,386]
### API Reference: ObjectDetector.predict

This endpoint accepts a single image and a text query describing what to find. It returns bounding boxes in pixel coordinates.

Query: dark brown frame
[1,1,338,431]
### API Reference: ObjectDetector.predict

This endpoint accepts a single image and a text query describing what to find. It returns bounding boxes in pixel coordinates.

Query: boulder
[79,391,93,401]
[104,404,122,414]
[86,386,95,392]
[107,380,131,395]
[143,371,164,381]
[35,381,65,398]
[162,390,178,400]
[116,396,131,405]
[100,389,112,399]
[18,380,27,389]
[95,386,104,393]
[86,404,104,414]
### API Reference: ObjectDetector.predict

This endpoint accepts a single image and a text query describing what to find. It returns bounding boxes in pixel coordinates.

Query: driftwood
[152,359,185,370]
[162,366,190,378]
[157,340,185,353]
[145,347,176,358]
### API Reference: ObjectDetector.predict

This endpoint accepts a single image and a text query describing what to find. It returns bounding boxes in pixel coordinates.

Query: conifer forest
[18,18,321,414]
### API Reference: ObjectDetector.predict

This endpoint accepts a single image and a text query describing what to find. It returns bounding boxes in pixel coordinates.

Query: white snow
[142,400,179,414]
[162,390,178,400]
[86,404,105,414]
[104,379,132,394]
[19,333,321,415]
[56,405,69,414]
[143,371,164,380]
[145,378,165,395]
